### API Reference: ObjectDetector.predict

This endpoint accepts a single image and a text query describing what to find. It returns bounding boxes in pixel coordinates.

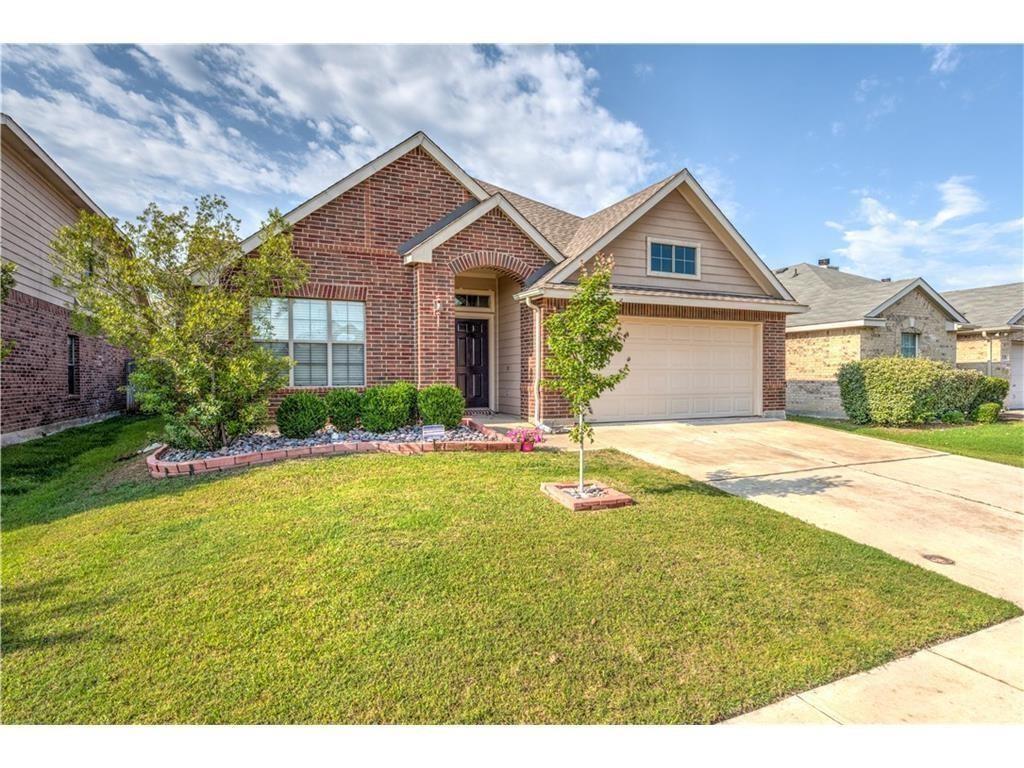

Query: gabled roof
[941,283,1024,330]
[240,131,490,254]
[778,262,968,329]
[475,180,581,252]
[1,113,106,218]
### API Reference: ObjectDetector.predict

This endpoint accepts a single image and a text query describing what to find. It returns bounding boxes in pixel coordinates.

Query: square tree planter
[540,481,635,512]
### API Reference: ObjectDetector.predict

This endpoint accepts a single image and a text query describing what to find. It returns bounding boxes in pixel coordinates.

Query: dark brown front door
[455,318,489,408]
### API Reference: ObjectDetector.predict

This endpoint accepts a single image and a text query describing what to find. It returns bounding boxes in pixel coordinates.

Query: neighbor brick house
[942,282,1024,409]
[243,132,806,425]
[777,260,967,417]
[1,114,129,445]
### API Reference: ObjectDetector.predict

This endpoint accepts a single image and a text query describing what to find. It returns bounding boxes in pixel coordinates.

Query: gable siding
[570,189,767,296]
[0,140,80,306]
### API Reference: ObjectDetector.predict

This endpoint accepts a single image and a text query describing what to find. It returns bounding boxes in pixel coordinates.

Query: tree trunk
[578,411,585,494]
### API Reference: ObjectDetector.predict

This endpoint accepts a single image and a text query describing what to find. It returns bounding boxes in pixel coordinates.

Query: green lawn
[1,417,1018,723]
[790,415,1024,468]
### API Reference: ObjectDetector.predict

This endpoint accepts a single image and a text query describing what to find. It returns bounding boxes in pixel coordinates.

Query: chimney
[881,277,891,283]
[818,258,830,267]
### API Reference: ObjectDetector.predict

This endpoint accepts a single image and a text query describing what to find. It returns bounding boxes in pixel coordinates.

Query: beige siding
[572,189,768,296]
[497,275,521,414]
[1,140,79,306]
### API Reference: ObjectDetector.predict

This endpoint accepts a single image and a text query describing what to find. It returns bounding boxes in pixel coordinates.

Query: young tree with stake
[543,255,629,493]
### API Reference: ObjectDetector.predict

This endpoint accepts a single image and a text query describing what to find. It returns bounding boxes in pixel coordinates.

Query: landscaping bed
[2,415,1018,724]
[148,418,512,478]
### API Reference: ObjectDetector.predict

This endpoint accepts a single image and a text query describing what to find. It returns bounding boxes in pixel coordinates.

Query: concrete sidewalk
[728,617,1024,724]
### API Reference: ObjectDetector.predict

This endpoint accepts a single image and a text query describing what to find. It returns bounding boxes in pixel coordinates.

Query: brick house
[243,132,805,425]
[942,283,1024,409]
[777,260,968,417]
[1,114,129,445]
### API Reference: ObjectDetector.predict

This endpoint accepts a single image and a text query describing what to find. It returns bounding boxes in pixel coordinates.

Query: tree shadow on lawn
[1,577,123,653]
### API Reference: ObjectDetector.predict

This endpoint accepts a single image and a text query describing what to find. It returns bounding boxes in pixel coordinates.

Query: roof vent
[881,277,891,283]
[818,258,830,267]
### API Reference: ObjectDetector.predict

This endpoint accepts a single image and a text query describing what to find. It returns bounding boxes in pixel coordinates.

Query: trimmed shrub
[940,409,965,425]
[970,376,1010,416]
[417,384,466,429]
[975,402,1002,424]
[360,383,415,433]
[836,357,985,427]
[324,389,362,431]
[390,380,418,424]
[836,362,870,424]
[276,392,328,438]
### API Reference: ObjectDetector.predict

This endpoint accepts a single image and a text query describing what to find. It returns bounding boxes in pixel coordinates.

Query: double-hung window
[253,298,365,387]
[900,332,919,359]
[647,237,700,279]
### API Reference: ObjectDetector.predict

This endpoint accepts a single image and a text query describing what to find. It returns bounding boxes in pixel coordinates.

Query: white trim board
[538,170,795,302]
[240,132,490,254]
[516,284,808,314]
[867,278,968,325]
[786,318,888,333]
[402,194,563,265]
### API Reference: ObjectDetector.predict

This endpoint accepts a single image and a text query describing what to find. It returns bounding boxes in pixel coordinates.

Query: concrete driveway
[563,418,1023,606]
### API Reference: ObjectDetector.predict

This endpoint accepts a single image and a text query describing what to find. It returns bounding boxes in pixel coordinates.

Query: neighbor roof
[1,113,106,218]
[941,283,1024,330]
[778,262,967,329]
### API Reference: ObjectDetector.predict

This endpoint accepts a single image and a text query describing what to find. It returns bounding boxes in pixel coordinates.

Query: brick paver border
[146,419,514,479]
[540,481,636,511]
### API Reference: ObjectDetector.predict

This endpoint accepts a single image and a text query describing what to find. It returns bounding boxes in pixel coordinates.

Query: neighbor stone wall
[784,328,862,417]
[954,329,1022,380]
[861,289,956,363]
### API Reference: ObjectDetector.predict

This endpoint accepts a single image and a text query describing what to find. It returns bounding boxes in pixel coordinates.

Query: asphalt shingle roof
[941,283,1024,329]
[777,262,920,328]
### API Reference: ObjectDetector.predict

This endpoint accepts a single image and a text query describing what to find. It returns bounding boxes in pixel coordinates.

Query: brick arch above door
[448,251,534,283]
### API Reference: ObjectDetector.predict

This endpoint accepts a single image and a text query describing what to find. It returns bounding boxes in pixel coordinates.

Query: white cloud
[633,62,654,79]
[827,177,1023,288]
[691,163,740,220]
[831,121,845,137]
[928,45,961,75]
[3,44,656,232]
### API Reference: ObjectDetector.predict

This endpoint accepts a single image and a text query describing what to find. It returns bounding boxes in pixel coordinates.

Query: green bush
[417,384,466,429]
[970,376,1010,416]
[275,392,328,438]
[360,383,415,433]
[836,357,985,427]
[975,402,1002,423]
[940,410,965,425]
[324,389,362,431]
[391,380,418,424]
[836,362,870,424]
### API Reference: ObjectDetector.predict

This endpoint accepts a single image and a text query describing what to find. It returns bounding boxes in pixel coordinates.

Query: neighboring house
[0,113,129,445]
[243,131,805,425]
[942,283,1024,410]
[777,260,967,418]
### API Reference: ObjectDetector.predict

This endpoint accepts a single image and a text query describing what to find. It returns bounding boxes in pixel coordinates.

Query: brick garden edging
[540,481,636,512]
[146,419,514,479]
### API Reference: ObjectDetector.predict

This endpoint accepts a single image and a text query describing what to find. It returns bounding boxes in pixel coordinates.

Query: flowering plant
[506,427,544,445]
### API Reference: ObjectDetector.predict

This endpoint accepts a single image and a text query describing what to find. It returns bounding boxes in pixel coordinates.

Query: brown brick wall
[1,289,129,434]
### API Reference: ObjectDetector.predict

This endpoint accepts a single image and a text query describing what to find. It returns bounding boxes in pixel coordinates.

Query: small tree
[50,196,307,450]
[543,255,629,493]
[0,261,15,361]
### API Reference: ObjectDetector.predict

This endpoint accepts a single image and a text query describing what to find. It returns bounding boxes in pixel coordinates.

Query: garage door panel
[592,318,759,422]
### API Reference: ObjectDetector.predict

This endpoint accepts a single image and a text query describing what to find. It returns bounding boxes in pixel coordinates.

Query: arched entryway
[449,252,534,414]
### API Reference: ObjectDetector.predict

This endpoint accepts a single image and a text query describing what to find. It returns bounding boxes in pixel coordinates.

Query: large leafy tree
[543,255,629,492]
[50,196,307,450]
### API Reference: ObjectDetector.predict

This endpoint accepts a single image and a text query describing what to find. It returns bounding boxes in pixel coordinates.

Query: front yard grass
[790,415,1024,468]
[2,416,1018,723]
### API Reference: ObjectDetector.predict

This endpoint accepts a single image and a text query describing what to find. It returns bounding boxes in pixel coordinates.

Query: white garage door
[591,318,760,422]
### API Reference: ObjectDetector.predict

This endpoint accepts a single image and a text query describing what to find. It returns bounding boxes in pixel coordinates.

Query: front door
[455,318,489,408]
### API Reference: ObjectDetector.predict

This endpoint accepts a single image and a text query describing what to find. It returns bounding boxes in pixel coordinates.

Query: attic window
[647,237,700,280]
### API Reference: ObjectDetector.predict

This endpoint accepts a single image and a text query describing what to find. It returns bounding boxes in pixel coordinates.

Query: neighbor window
[67,335,80,395]
[253,298,365,387]
[648,239,699,278]
[900,332,919,358]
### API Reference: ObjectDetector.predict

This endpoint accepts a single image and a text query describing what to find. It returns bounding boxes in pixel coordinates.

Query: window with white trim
[900,332,919,358]
[647,238,700,278]
[253,298,365,387]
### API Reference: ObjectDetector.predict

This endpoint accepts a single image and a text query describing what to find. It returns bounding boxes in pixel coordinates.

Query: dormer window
[646,237,700,280]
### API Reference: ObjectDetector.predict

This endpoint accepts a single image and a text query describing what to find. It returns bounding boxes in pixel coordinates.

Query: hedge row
[275,382,467,438]
[836,357,1008,426]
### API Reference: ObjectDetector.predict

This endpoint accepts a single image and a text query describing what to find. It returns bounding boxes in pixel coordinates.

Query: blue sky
[2,44,1021,288]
